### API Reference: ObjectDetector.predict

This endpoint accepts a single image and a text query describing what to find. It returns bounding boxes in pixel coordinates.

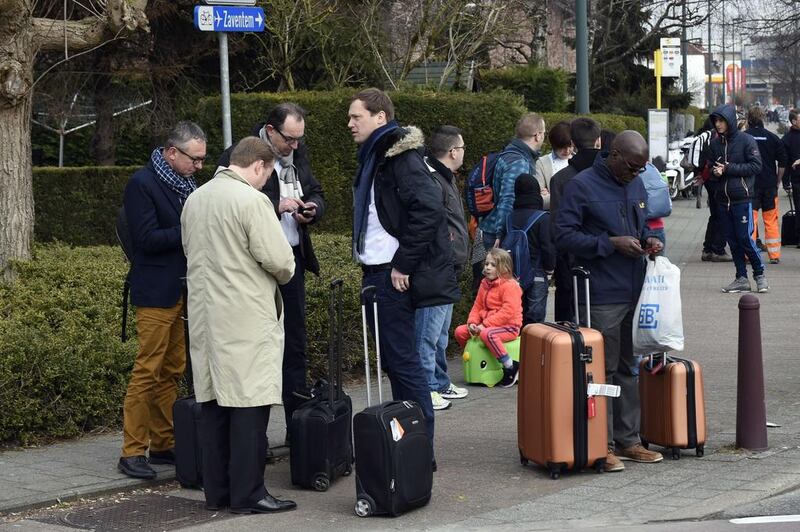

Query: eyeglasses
[275,127,305,145]
[618,152,647,175]
[174,145,207,166]
[450,145,466,151]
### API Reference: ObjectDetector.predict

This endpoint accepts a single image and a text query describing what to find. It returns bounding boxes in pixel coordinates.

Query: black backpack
[115,207,134,342]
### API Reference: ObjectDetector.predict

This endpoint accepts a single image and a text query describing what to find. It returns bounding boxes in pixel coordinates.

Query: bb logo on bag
[638,304,660,330]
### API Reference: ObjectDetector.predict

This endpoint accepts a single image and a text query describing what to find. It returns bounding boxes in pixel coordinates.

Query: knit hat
[514,173,543,210]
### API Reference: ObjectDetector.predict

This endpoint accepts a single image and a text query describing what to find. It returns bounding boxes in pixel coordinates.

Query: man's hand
[390,268,410,292]
[493,238,501,248]
[609,236,645,258]
[279,197,305,215]
[644,237,664,255]
[712,162,726,177]
[293,202,317,224]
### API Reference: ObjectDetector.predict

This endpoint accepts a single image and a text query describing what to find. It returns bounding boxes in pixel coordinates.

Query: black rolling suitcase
[290,279,354,491]
[173,282,203,489]
[782,192,797,246]
[353,286,433,518]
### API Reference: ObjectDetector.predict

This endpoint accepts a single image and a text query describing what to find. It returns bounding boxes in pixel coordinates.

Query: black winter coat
[782,127,800,184]
[708,105,762,206]
[217,123,326,274]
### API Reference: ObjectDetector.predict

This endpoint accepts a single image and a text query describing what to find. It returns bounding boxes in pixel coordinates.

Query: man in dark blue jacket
[555,131,664,473]
[707,105,766,293]
[119,121,206,479]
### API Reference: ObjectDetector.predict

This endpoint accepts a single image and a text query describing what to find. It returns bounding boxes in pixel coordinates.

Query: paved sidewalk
[3,197,800,530]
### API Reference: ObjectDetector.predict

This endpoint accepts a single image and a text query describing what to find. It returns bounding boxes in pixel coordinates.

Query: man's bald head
[607,130,649,184]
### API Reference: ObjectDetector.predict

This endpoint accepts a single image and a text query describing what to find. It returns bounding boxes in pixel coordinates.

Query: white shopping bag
[633,256,684,355]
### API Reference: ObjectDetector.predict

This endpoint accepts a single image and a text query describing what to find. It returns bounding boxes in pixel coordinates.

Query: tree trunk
[91,65,116,165]
[0,7,35,280]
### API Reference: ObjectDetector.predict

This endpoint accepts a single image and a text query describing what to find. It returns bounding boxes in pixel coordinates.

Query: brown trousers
[121,300,186,457]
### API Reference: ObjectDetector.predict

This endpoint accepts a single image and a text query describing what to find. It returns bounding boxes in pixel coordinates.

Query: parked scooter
[665,138,698,200]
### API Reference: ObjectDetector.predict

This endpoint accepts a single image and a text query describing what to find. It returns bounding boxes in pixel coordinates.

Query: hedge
[32,90,646,247]
[0,235,478,444]
[480,65,568,113]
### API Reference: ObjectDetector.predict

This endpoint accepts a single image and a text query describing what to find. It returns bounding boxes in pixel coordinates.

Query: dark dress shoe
[149,448,175,465]
[118,456,156,479]
[230,494,297,514]
[205,500,229,511]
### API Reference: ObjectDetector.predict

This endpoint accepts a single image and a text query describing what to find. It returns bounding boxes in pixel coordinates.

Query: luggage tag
[587,373,596,419]
[390,417,405,441]
[587,383,621,398]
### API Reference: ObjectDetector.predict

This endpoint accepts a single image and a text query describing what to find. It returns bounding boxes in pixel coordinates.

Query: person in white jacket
[535,121,573,210]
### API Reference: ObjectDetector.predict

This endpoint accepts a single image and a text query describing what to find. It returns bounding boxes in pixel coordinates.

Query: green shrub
[480,66,568,112]
[0,244,136,444]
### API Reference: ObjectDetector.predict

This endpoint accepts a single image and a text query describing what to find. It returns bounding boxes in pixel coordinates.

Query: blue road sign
[194,5,265,32]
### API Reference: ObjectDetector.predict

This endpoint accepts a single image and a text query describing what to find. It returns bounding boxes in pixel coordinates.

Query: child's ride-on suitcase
[353,285,433,517]
[639,353,707,459]
[518,267,608,478]
[289,279,354,491]
[462,336,521,387]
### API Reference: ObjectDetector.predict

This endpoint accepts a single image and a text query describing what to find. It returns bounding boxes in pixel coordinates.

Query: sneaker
[605,449,625,472]
[498,361,520,388]
[440,383,469,400]
[430,391,452,411]
[769,258,780,264]
[755,274,769,293]
[701,251,713,262]
[618,444,664,463]
[722,277,751,293]
[710,252,734,262]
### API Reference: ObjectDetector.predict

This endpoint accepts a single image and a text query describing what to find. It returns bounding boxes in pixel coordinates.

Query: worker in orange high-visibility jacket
[746,107,787,264]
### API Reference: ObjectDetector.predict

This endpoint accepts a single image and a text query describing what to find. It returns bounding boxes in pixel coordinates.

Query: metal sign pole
[219,32,232,149]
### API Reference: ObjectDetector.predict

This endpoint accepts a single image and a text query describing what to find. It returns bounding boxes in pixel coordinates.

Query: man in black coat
[218,103,326,443]
[349,88,457,456]
[782,109,800,246]
[548,117,601,322]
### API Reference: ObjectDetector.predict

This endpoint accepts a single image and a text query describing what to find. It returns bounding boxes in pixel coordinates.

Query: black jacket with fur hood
[369,125,458,306]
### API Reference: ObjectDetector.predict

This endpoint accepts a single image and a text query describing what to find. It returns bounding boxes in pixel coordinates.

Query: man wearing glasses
[219,103,326,447]
[554,130,664,474]
[479,113,546,250]
[118,121,207,479]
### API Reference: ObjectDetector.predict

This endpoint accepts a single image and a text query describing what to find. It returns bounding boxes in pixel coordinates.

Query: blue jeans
[415,304,453,393]
[522,271,548,325]
[716,201,764,278]
[362,270,435,446]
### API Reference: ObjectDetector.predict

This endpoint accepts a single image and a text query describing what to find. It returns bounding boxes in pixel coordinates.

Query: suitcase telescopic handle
[360,286,383,407]
[328,278,345,405]
[789,191,795,214]
[571,266,591,328]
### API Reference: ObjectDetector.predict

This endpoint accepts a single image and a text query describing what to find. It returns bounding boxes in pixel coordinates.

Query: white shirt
[275,160,300,247]
[357,183,399,265]
[551,152,570,174]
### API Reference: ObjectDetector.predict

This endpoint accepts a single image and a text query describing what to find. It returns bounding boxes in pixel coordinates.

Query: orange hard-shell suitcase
[518,269,608,478]
[639,354,707,459]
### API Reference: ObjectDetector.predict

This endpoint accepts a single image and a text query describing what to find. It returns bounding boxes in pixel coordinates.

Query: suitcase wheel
[671,448,681,460]
[594,459,605,474]
[550,471,560,480]
[313,474,330,492]
[519,450,529,466]
[696,445,705,458]
[355,497,374,518]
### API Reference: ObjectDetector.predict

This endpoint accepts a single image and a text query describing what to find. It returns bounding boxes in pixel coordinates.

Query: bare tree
[0,0,149,278]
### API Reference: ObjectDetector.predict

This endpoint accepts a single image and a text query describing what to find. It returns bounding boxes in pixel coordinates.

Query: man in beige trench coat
[181,137,296,514]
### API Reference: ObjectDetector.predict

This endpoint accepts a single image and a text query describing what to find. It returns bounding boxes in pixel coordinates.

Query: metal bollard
[735,294,768,451]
